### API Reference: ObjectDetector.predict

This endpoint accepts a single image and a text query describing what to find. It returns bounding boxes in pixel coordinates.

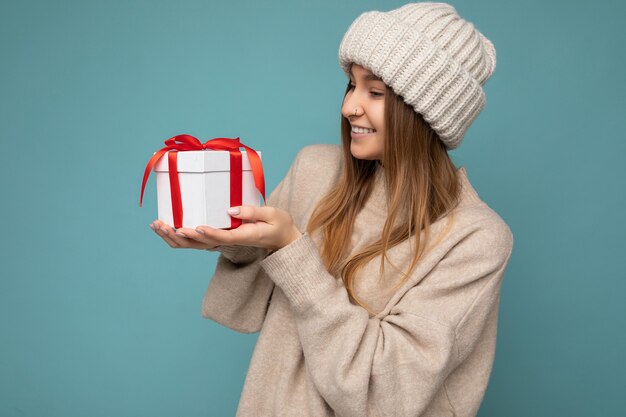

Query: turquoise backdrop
[1,0,624,416]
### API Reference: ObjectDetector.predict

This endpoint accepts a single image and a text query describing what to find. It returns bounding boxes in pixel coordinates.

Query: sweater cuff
[260,233,336,312]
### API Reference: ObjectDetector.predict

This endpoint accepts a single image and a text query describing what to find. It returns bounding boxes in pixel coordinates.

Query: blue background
[1,0,624,416]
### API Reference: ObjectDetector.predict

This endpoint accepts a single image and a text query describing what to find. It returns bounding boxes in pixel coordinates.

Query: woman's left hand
[175,205,302,251]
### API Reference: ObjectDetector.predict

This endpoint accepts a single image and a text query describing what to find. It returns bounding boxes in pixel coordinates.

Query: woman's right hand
[150,219,221,250]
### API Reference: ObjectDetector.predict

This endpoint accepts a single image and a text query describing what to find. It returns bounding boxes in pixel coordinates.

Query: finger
[195,225,239,245]
[176,227,221,247]
[166,226,202,248]
[154,222,197,248]
[195,222,263,246]
[152,221,217,250]
[228,205,277,223]
[153,223,181,248]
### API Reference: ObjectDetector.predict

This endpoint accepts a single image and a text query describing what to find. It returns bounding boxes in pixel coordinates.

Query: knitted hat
[338,2,496,149]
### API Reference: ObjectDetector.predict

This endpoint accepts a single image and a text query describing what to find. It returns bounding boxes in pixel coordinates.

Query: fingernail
[228,207,240,215]
[176,232,186,237]
[196,228,205,234]
[161,227,169,235]
[149,223,155,230]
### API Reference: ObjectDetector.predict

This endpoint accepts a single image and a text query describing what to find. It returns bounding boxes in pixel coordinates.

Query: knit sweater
[201,144,513,417]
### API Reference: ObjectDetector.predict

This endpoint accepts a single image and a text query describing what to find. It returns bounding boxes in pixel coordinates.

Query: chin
[350,144,382,161]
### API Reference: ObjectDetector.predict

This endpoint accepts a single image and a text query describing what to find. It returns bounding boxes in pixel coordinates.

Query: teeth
[351,126,376,134]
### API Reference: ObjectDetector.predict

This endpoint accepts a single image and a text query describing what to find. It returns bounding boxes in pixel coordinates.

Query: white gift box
[154,150,262,229]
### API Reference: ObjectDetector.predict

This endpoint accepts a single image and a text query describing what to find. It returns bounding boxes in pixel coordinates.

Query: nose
[342,93,361,119]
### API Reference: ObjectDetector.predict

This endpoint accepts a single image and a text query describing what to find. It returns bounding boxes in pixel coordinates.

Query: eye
[370,91,384,97]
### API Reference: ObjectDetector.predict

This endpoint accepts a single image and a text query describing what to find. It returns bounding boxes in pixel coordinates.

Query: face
[341,64,386,161]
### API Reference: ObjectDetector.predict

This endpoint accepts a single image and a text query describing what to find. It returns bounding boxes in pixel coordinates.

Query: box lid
[153,150,262,173]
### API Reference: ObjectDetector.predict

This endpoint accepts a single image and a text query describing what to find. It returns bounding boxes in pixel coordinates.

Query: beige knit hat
[338,2,496,149]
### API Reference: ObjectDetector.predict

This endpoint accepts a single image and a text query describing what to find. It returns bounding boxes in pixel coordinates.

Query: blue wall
[1,0,624,416]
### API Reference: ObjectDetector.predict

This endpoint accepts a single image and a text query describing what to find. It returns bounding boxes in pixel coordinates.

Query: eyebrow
[349,68,383,82]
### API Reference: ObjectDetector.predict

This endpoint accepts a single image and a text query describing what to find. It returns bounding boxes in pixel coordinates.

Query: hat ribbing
[338,2,496,149]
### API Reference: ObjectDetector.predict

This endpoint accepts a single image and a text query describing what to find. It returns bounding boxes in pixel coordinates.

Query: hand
[191,205,302,251]
[150,219,221,250]
[150,205,302,252]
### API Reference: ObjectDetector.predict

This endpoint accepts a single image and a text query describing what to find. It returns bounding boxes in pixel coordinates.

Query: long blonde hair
[306,81,461,313]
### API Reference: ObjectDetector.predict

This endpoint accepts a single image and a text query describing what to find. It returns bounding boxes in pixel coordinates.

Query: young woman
[151,3,513,416]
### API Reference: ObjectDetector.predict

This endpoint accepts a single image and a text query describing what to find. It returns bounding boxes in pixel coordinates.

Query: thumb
[228,205,273,222]
[227,205,256,220]
[227,206,242,217]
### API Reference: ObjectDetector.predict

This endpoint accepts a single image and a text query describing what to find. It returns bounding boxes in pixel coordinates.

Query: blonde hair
[306,81,461,314]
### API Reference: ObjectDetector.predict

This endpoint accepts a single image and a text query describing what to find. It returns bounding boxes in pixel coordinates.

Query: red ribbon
[140,135,266,229]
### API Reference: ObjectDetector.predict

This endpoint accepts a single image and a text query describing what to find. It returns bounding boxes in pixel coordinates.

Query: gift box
[140,135,266,230]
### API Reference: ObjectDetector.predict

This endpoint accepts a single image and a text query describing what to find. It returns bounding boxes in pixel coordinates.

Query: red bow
[140,135,266,229]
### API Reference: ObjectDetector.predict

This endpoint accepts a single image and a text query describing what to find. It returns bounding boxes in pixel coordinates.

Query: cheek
[372,105,385,131]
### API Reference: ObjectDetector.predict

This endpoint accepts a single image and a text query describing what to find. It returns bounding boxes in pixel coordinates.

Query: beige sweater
[202,144,513,417]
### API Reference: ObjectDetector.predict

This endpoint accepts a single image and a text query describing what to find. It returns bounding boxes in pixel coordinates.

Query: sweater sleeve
[259,222,513,417]
[200,150,302,333]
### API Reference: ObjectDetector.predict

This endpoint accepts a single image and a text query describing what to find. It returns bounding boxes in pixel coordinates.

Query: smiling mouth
[351,126,376,134]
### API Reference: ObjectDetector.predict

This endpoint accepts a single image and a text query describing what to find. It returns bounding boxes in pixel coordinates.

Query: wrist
[278,227,302,251]
[290,227,303,245]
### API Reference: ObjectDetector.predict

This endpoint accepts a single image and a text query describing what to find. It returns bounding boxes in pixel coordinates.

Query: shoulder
[293,143,343,171]
[288,144,344,189]
[445,204,514,264]
[270,144,343,218]
[448,168,514,256]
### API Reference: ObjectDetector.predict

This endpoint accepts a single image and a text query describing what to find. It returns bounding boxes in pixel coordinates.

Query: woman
[151,3,513,416]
